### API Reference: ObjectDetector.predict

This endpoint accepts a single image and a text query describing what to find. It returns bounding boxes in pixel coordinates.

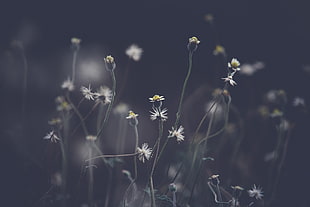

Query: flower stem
[97,70,116,141]
[72,50,78,83]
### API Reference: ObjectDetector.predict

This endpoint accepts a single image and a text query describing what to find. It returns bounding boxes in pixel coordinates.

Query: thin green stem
[86,152,138,162]
[133,124,139,180]
[87,144,94,207]
[72,50,78,83]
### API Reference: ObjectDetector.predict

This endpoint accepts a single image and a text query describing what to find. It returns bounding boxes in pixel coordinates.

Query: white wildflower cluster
[80,85,112,104]
[222,58,241,86]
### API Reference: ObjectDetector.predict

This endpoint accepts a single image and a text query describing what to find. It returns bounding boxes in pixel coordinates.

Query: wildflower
[169,183,177,192]
[71,37,82,45]
[126,44,143,61]
[168,126,185,142]
[150,107,168,121]
[240,61,265,76]
[71,37,81,51]
[86,135,97,141]
[104,55,116,71]
[44,130,60,143]
[95,86,112,104]
[149,94,165,102]
[204,14,214,23]
[213,45,226,56]
[137,143,152,163]
[61,77,75,91]
[126,110,139,119]
[209,174,219,180]
[55,96,72,111]
[293,97,305,107]
[48,118,62,126]
[228,58,240,70]
[188,36,200,52]
[222,75,237,86]
[270,109,283,118]
[81,85,96,100]
[248,185,263,200]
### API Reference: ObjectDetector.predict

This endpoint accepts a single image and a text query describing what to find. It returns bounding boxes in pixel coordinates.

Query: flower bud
[104,55,116,71]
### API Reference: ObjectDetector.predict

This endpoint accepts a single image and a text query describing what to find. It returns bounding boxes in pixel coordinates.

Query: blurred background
[1,0,310,206]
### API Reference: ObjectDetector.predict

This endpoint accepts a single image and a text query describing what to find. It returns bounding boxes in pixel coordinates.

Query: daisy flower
[222,75,237,86]
[188,36,200,44]
[248,185,263,200]
[81,85,96,100]
[149,94,165,102]
[61,77,75,91]
[150,107,168,121]
[126,110,139,119]
[126,44,143,61]
[168,126,185,142]
[137,143,152,163]
[44,130,60,143]
[104,55,116,71]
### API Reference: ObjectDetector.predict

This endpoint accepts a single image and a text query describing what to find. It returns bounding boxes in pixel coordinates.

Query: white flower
[150,107,168,121]
[137,143,152,163]
[61,77,75,91]
[81,85,96,100]
[71,37,81,45]
[95,86,112,104]
[293,97,305,106]
[126,44,143,61]
[228,58,240,70]
[149,94,165,102]
[44,130,60,143]
[248,185,263,200]
[240,61,265,76]
[55,96,72,111]
[86,135,97,141]
[126,110,139,119]
[168,126,185,142]
[222,75,237,86]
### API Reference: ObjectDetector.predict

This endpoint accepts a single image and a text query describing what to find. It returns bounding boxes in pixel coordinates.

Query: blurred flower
[149,94,165,102]
[240,61,265,76]
[228,58,240,71]
[204,14,214,23]
[71,37,81,45]
[44,130,60,143]
[113,103,129,115]
[81,85,96,100]
[126,44,143,61]
[48,118,62,126]
[168,125,185,142]
[213,45,226,56]
[95,86,112,104]
[150,107,168,121]
[137,143,152,163]
[169,183,177,192]
[55,96,72,111]
[248,185,263,200]
[222,75,237,86]
[209,174,219,180]
[126,110,139,119]
[270,109,283,118]
[51,172,62,186]
[293,97,305,107]
[61,77,75,91]
[231,186,244,191]
[86,135,97,141]
[104,55,116,71]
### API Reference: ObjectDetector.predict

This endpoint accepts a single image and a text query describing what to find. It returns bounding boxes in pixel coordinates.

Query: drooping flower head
[228,58,241,71]
[71,37,81,51]
[81,85,96,100]
[137,143,152,163]
[150,107,168,121]
[126,110,139,119]
[222,75,237,86]
[95,86,112,104]
[104,55,116,71]
[187,36,200,52]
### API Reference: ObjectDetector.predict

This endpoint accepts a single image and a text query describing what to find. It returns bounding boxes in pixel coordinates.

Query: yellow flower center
[105,55,114,63]
[189,36,200,44]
